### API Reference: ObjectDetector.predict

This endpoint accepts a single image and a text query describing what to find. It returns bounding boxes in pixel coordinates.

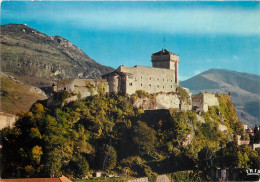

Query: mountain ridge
[180,68,260,127]
[0,24,114,87]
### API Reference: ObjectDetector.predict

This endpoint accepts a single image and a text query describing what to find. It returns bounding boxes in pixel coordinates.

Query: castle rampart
[192,93,219,112]
[54,79,108,98]
[50,50,223,113]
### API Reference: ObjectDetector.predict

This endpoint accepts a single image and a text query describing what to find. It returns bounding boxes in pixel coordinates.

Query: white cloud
[58,6,260,35]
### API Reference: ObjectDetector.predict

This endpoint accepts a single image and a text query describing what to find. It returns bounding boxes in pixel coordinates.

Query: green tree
[198,146,216,180]
[132,121,157,155]
[75,156,89,178]
[98,144,117,171]
[45,148,62,177]
[31,145,43,164]
[216,142,259,169]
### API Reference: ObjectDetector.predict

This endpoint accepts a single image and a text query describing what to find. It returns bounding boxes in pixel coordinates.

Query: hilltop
[180,69,260,127]
[0,24,114,88]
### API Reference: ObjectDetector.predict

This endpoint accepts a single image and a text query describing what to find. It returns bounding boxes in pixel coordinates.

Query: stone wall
[192,93,219,112]
[204,93,219,107]
[127,177,148,182]
[252,143,260,150]
[133,92,192,111]
[237,135,250,145]
[56,79,75,92]
[126,175,170,182]
[105,65,177,95]
[0,112,18,130]
[155,175,170,182]
[55,79,109,98]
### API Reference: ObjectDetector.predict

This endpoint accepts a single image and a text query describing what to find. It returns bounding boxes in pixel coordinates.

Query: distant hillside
[180,69,260,127]
[0,72,47,115]
[0,24,114,87]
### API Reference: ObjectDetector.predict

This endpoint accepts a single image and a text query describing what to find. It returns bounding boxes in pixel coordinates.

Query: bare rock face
[0,24,114,87]
[133,92,192,111]
[0,112,18,130]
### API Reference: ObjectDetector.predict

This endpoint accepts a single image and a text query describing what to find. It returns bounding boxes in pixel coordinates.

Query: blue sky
[1,1,260,80]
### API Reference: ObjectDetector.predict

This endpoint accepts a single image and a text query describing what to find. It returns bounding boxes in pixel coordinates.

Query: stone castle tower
[151,49,180,84]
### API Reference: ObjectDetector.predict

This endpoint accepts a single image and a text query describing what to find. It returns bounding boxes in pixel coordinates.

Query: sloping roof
[120,72,134,76]
[59,176,72,182]
[152,49,177,56]
[1,175,72,182]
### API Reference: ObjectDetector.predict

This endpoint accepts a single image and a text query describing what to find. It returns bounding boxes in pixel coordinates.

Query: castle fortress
[53,49,219,112]
[102,49,179,95]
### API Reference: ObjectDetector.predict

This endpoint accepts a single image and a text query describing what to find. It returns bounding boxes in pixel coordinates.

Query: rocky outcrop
[0,112,18,130]
[133,92,192,111]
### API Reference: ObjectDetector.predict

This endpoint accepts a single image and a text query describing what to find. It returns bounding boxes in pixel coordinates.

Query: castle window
[150,77,151,80]
[163,86,164,89]
[129,83,133,86]
[171,85,173,88]
[141,84,143,87]
[157,78,159,81]
[141,76,142,79]
[157,85,159,88]
[149,84,151,87]
[163,79,164,81]
[171,80,173,82]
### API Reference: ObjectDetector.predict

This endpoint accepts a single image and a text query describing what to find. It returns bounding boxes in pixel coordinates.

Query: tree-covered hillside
[2,89,259,180]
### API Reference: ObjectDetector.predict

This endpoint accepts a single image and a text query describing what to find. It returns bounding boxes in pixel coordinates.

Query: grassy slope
[0,75,47,115]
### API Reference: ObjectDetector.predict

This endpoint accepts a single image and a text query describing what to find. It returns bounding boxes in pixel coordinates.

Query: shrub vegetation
[2,91,258,180]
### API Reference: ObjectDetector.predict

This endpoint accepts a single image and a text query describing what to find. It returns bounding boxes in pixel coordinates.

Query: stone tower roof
[152,49,178,56]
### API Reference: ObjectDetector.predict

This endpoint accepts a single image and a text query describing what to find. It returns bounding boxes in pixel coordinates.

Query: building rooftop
[1,175,72,182]
[152,49,178,56]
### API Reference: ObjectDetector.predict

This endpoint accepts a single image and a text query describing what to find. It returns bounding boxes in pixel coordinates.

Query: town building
[1,175,72,182]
